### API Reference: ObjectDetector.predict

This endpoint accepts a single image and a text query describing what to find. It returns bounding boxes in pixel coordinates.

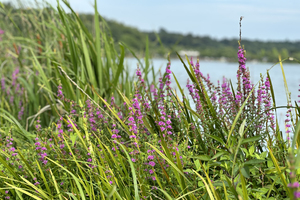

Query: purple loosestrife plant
[185,44,277,151]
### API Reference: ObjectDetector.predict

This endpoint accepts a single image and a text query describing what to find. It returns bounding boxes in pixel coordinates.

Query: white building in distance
[178,50,200,58]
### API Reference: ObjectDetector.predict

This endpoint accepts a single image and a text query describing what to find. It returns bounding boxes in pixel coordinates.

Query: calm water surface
[126,58,300,133]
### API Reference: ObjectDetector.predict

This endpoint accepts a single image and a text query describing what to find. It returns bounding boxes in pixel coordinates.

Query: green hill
[2,2,300,62]
[104,17,300,62]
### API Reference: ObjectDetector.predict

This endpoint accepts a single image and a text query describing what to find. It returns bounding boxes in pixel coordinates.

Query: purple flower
[57,85,64,99]
[147,155,154,160]
[158,121,165,126]
[12,68,19,86]
[111,134,118,139]
[18,106,24,120]
[166,68,172,74]
[136,69,142,76]
[295,191,300,198]
[289,182,300,188]
[41,153,47,159]
[149,161,155,167]
[9,147,15,152]
[35,142,41,146]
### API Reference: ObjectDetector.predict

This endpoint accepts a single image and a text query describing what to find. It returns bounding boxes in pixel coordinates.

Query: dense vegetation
[1,2,300,62]
[1,1,300,199]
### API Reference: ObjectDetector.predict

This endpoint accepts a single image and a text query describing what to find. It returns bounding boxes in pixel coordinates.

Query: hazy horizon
[2,0,300,42]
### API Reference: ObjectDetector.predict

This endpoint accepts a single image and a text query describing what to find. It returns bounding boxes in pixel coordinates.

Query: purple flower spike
[57,84,64,99]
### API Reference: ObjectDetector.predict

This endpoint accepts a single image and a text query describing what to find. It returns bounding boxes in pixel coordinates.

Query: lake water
[126,58,300,134]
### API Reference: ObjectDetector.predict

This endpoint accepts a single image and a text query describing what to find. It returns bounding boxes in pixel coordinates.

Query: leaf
[80,26,97,89]
[241,135,262,145]
[117,142,140,200]
[94,0,103,88]
[279,56,290,103]
[241,167,250,179]
[249,145,255,155]
[19,176,50,199]
[223,182,229,200]
[156,188,174,200]
[0,108,35,143]
[225,176,239,199]
[268,146,293,199]
[241,148,249,157]
[112,43,125,87]
[192,155,211,161]
[49,168,63,200]
[212,151,228,160]
[47,157,86,200]
[239,170,248,200]
[36,161,51,195]
[193,170,215,200]
[5,182,41,200]
[107,185,117,199]
[239,119,246,137]
[244,159,265,166]
[206,134,225,146]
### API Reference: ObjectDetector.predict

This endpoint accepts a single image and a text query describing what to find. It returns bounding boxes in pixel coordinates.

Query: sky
[3,0,300,42]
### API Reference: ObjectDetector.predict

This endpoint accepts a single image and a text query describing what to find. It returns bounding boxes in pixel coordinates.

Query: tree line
[1,2,300,62]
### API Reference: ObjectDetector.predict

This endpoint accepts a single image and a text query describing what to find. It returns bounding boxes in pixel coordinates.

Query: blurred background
[2,0,300,61]
[1,0,299,129]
